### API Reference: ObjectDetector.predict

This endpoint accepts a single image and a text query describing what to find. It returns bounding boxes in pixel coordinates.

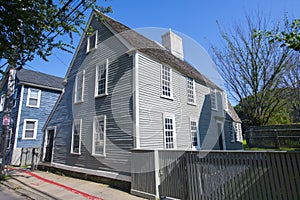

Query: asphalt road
[0,184,30,200]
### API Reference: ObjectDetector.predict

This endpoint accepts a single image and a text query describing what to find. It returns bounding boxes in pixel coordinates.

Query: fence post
[275,130,280,149]
[154,150,161,199]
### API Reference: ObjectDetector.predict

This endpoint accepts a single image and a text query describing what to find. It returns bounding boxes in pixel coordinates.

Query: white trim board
[51,162,131,182]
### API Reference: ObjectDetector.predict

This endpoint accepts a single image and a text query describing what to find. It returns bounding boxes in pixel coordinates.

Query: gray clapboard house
[42,11,242,183]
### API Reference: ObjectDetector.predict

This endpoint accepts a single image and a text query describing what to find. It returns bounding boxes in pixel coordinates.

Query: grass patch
[243,139,300,151]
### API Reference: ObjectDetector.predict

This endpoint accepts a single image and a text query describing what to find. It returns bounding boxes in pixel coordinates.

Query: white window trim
[0,94,5,112]
[71,119,82,155]
[210,88,218,111]
[74,70,85,104]
[7,128,12,149]
[190,117,200,150]
[163,113,176,149]
[223,92,229,111]
[187,77,196,105]
[235,122,243,143]
[94,59,109,98]
[92,115,106,157]
[22,119,38,140]
[26,88,41,108]
[86,30,98,53]
[230,122,235,143]
[160,65,173,100]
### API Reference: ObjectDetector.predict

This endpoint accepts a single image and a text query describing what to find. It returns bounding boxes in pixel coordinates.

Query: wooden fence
[131,150,300,200]
[246,124,300,149]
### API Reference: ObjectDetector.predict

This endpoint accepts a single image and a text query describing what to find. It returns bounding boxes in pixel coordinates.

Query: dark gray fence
[131,150,300,200]
[246,124,300,148]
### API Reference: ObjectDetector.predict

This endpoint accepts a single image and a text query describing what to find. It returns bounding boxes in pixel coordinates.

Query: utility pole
[0,67,15,179]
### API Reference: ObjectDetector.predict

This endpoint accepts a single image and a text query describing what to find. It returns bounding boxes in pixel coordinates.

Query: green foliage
[0,0,112,72]
[254,18,300,51]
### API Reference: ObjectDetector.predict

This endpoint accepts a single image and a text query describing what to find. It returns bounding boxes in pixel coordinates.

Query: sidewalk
[1,167,145,200]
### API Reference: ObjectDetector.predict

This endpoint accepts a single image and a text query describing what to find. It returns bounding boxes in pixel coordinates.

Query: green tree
[0,0,112,73]
[211,13,300,126]
[259,18,300,51]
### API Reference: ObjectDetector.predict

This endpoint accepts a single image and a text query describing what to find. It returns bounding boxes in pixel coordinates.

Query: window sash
[93,115,106,156]
[87,30,98,52]
[190,120,198,147]
[95,59,108,97]
[164,114,175,149]
[210,88,217,110]
[27,88,41,107]
[187,77,195,104]
[161,65,172,98]
[71,119,82,154]
[22,119,38,139]
[230,122,235,142]
[74,70,85,103]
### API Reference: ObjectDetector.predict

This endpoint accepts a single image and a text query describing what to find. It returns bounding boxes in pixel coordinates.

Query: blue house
[42,10,243,187]
[0,68,63,165]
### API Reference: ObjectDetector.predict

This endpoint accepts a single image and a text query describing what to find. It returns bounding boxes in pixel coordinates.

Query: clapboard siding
[47,15,133,174]
[138,53,225,150]
[17,86,60,148]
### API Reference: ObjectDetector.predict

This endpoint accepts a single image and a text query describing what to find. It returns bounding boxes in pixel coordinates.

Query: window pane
[164,116,174,149]
[72,120,81,153]
[94,116,105,155]
[97,63,107,96]
[162,66,171,97]
[29,99,38,106]
[25,130,34,138]
[89,34,96,49]
[26,121,35,129]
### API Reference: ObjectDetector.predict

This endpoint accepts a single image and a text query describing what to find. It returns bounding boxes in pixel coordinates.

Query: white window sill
[187,102,196,106]
[74,100,84,105]
[26,105,40,108]
[86,47,97,54]
[70,152,81,155]
[21,138,37,140]
[92,153,106,158]
[95,93,108,98]
[160,95,174,101]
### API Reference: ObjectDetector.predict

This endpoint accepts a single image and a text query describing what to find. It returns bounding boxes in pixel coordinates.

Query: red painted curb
[9,168,104,200]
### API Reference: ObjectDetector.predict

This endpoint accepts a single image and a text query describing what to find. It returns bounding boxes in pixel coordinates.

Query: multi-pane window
[93,115,106,156]
[0,94,5,112]
[231,122,243,143]
[95,59,108,97]
[234,122,243,142]
[223,92,228,111]
[164,114,175,149]
[210,88,217,110]
[229,122,235,142]
[161,65,172,98]
[26,88,41,107]
[190,120,198,148]
[74,70,85,103]
[22,119,38,139]
[87,30,97,52]
[71,119,82,154]
[187,77,195,104]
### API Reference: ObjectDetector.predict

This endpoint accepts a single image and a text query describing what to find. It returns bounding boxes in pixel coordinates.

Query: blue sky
[27,0,300,86]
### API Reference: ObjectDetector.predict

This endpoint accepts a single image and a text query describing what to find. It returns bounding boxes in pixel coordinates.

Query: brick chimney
[162,30,184,60]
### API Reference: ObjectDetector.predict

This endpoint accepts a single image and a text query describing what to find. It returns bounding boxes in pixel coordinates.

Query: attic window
[187,77,196,104]
[161,65,173,99]
[26,88,41,108]
[87,30,98,53]
[210,88,217,110]
[223,92,228,111]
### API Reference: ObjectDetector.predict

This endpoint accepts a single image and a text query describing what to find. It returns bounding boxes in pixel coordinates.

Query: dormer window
[210,88,217,110]
[87,30,98,53]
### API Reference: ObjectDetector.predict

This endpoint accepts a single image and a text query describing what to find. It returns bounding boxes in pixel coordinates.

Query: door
[44,129,54,162]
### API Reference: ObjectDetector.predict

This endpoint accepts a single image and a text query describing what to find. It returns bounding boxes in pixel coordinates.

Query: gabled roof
[97,10,221,89]
[16,69,64,91]
[226,102,241,123]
